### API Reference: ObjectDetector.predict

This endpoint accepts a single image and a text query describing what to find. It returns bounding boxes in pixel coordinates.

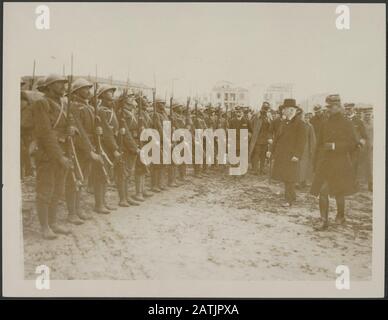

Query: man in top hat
[32,74,74,239]
[249,101,273,175]
[310,104,325,137]
[65,78,103,224]
[270,99,306,207]
[310,94,358,230]
[344,102,367,186]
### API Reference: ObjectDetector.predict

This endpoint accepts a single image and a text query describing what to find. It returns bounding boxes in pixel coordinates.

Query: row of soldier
[20,75,373,239]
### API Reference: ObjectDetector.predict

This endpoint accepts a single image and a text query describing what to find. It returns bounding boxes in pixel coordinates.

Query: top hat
[344,103,355,109]
[281,98,297,109]
[325,94,341,105]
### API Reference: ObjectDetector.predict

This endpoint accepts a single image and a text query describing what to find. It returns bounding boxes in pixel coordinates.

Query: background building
[209,80,249,110]
[263,83,293,110]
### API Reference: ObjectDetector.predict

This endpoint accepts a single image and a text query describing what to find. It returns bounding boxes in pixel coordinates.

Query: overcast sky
[4,3,386,107]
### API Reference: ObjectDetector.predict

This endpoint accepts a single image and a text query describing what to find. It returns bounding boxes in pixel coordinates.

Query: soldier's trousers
[114,159,128,203]
[350,149,360,182]
[319,183,345,220]
[151,164,164,189]
[65,155,91,217]
[251,144,267,173]
[284,181,296,204]
[36,159,67,228]
[91,162,109,210]
[167,164,177,186]
[177,164,186,180]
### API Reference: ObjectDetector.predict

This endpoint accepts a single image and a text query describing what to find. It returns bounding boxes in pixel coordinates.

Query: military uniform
[95,85,122,211]
[151,99,169,191]
[345,103,367,184]
[311,95,358,230]
[249,102,273,175]
[32,75,72,239]
[65,78,97,224]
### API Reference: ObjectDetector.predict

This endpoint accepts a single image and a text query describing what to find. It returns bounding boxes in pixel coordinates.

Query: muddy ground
[22,168,372,280]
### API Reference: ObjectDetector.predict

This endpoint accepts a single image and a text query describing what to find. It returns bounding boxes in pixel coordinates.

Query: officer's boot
[168,166,178,187]
[94,181,110,214]
[133,175,145,202]
[48,200,71,235]
[142,175,153,198]
[66,185,84,225]
[315,194,329,231]
[75,191,91,220]
[151,167,161,192]
[126,177,140,206]
[334,196,346,225]
[37,201,57,240]
[118,175,130,207]
[159,166,168,190]
[103,184,117,211]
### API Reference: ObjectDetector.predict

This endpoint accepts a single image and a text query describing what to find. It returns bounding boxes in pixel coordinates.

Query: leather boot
[335,196,346,225]
[127,196,140,206]
[37,201,57,240]
[133,175,145,201]
[49,201,71,235]
[118,178,130,207]
[75,192,91,220]
[315,195,329,231]
[94,182,110,214]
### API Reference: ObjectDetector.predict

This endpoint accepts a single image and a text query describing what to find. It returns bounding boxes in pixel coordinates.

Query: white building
[299,93,330,113]
[209,80,249,110]
[263,83,293,110]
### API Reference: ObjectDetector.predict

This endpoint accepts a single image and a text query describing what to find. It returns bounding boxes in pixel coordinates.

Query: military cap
[35,77,47,90]
[71,78,93,94]
[281,98,297,109]
[325,94,341,105]
[45,74,68,87]
[171,103,181,111]
[155,97,166,105]
[262,101,270,109]
[313,104,322,112]
[344,103,355,109]
[97,84,116,98]
[261,101,270,111]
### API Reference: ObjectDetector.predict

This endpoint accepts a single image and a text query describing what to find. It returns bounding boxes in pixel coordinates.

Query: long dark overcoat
[310,112,358,196]
[272,115,306,182]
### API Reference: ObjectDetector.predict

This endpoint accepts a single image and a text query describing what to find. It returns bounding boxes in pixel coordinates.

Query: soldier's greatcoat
[310,112,358,196]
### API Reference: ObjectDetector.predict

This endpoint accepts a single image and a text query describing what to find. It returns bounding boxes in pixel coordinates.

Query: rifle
[93,67,113,185]
[185,97,191,128]
[169,95,174,130]
[195,98,198,128]
[152,87,157,129]
[30,60,36,90]
[267,143,273,184]
[138,91,143,138]
[66,54,84,190]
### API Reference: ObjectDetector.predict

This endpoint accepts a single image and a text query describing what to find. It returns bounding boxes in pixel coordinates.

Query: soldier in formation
[22,74,374,238]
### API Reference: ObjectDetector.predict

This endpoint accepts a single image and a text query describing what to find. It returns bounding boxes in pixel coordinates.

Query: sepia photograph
[2,2,386,298]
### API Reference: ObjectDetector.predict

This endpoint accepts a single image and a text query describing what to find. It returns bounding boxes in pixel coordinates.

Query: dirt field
[22,168,372,280]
